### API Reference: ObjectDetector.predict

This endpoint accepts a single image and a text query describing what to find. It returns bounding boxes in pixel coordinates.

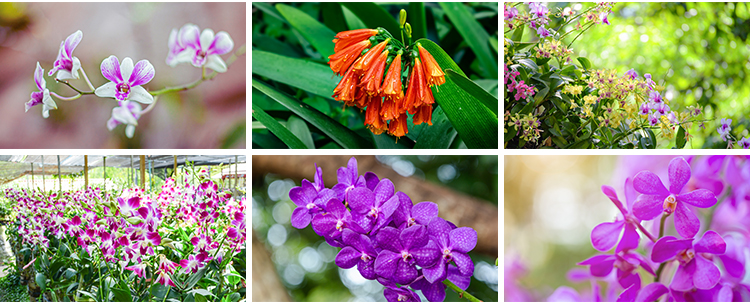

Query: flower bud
[126,217,143,225]
[399,9,407,27]
[405,23,412,38]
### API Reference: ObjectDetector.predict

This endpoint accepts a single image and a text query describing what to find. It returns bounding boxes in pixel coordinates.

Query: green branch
[442,279,482,302]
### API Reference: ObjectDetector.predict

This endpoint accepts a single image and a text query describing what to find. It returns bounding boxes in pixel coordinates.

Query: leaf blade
[341,3,400,36]
[439,2,498,79]
[252,50,338,98]
[445,69,498,115]
[251,103,308,149]
[276,4,337,58]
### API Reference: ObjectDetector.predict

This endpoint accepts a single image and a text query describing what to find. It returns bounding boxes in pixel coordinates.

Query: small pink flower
[180,254,205,274]
[25,62,57,118]
[49,30,83,80]
[170,24,234,72]
[95,56,155,104]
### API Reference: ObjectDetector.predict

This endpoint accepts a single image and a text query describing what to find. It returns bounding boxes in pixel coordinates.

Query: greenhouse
[0,155,247,302]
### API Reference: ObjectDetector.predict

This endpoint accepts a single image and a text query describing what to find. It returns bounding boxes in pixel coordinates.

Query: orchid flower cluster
[25,23,237,138]
[504,2,613,39]
[288,157,478,302]
[532,156,750,302]
[328,10,446,139]
[714,118,750,149]
[4,173,245,292]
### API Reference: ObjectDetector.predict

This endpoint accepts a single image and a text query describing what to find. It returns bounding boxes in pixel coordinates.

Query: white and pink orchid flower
[95,56,155,104]
[179,254,206,274]
[25,62,57,118]
[107,100,142,139]
[169,23,234,72]
[48,30,83,80]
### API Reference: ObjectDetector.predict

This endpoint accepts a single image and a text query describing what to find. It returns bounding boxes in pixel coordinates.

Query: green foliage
[0,273,30,302]
[253,2,499,149]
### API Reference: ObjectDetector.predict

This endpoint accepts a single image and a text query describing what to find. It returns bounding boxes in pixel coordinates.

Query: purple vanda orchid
[632,156,717,238]
[107,100,142,138]
[170,24,234,73]
[49,30,83,80]
[651,230,726,291]
[289,180,336,229]
[346,180,399,233]
[95,56,155,104]
[591,179,649,253]
[421,217,477,283]
[26,62,58,118]
[334,228,379,279]
[373,225,439,284]
[332,157,366,202]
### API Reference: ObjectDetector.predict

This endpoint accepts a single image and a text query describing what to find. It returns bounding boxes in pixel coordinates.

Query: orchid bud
[399,9,407,27]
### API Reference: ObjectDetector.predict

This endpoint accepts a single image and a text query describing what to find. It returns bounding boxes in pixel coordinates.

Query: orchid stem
[654,212,669,282]
[442,279,482,302]
[636,222,657,243]
[658,212,668,238]
[137,96,159,116]
[50,92,81,101]
[55,79,94,95]
[79,67,96,92]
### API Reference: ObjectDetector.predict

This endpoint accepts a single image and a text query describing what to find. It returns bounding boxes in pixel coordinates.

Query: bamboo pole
[57,155,61,194]
[30,162,34,190]
[103,156,107,192]
[41,155,45,193]
[84,155,89,189]
[173,155,177,178]
[139,156,145,190]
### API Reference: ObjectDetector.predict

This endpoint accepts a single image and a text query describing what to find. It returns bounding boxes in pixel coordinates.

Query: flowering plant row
[504,3,719,149]
[288,157,480,302]
[26,23,243,139]
[3,170,246,302]
[513,156,750,302]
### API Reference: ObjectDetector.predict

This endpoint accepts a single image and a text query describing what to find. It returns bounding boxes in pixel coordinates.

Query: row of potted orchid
[2,170,246,302]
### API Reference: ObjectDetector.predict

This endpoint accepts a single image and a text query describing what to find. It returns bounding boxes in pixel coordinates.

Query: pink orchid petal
[633,194,667,221]
[694,230,726,254]
[129,60,155,86]
[100,55,122,83]
[651,236,692,263]
[676,189,717,208]
[673,203,700,239]
[693,255,721,290]
[633,171,670,195]
[635,282,668,302]
[591,220,624,252]
[208,31,234,55]
[668,157,691,194]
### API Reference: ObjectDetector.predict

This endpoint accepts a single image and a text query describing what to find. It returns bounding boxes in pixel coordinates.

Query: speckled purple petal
[358,259,377,280]
[668,157,691,194]
[335,246,360,268]
[400,224,427,250]
[412,201,438,226]
[591,221,624,252]
[351,212,373,233]
[374,250,399,279]
[341,228,360,248]
[311,213,335,236]
[635,282,668,302]
[616,284,639,302]
[674,202,700,238]
[376,226,402,252]
[379,195,400,221]
[676,189,717,208]
[452,252,474,276]
[447,265,471,290]
[693,255,721,290]
[694,230,726,254]
[394,260,418,284]
[289,180,318,207]
[449,227,477,253]
[413,245,440,268]
[670,261,695,291]
[427,217,450,248]
[633,194,667,221]
[417,278,446,302]
[373,179,395,206]
[651,236,692,263]
[347,187,374,214]
[615,223,640,253]
[633,170,670,195]
[364,171,379,191]
[290,206,311,229]
[422,254,446,283]
[392,192,411,225]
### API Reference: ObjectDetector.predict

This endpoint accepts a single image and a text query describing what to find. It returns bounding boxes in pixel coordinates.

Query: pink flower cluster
[505,64,536,101]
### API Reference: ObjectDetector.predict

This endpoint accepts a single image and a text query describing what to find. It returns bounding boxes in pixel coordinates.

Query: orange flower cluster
[328,29,446,138]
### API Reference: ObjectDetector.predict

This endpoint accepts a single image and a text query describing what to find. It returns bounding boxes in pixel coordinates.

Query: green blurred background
[252,155,498,302]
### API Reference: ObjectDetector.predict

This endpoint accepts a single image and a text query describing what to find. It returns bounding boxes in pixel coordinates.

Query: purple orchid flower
[411,265,471,302]
[717,118,732,141]
[25,62,57,118]
[578,250,655,290]
[124,260,147,278]
[536,26,551,38]
[651,230,726,291]
[591,179,652,253]
[624,69,638,80]
[332,157,366,202]
[632,156,717,238]
[107,100,142,139]
[347,180,399,233]
[739,137,750,149]
[334,228,378,279]
[289,180,336,229]
[421,217,477,283]
[374,225,439,284]
[528,2,549,19]
[311,198,363,239]
[49,30,83,80]
[617,282,669,302]
[600,12,610,25]
[392,192,438,229]
[172,24,234,73]
[94,56,155,104]
[504,5,519,22]
[118,196,141,218]
[383,282,421,302]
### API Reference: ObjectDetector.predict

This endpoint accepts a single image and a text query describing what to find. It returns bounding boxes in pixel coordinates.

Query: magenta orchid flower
[48,30,83,80]
[191,233,212,253]
[180,254,206,274]
[591,179,652,253]
[171,24,234,73]
[25,62,57,118]
[578,250,655,290]
[632,156,717,238]
[94,56,155,104]
[118,196,141,217]
[651,230,726,291]
[124,260,147,278]
[107,100,142,139]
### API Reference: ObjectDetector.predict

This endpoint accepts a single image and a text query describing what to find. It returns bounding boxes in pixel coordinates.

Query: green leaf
[534,86,550,106]
[445,69,498,115]
[414,106,458,148]
[416,39,498,149]
[342,6,367,30]
[372,133,413,149]
[252,34,302,58]
[251,103,308,149]
[252,3,285,22]
[276,4,336,58]
[408,2,427,39]
[253,79,373,149]
[287,115,316,149]
[321,3,348,33]
[577,57,592,71]
[188,288,216,298]
[77,290,98,302]
[440,3,497,78]
[511,24,524,42]
[676,126,687,148]
[341,3,400,36]
[111,288,132,302]
[252,50,338,98]
[185,266,208,290]
[36,272,47,292]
